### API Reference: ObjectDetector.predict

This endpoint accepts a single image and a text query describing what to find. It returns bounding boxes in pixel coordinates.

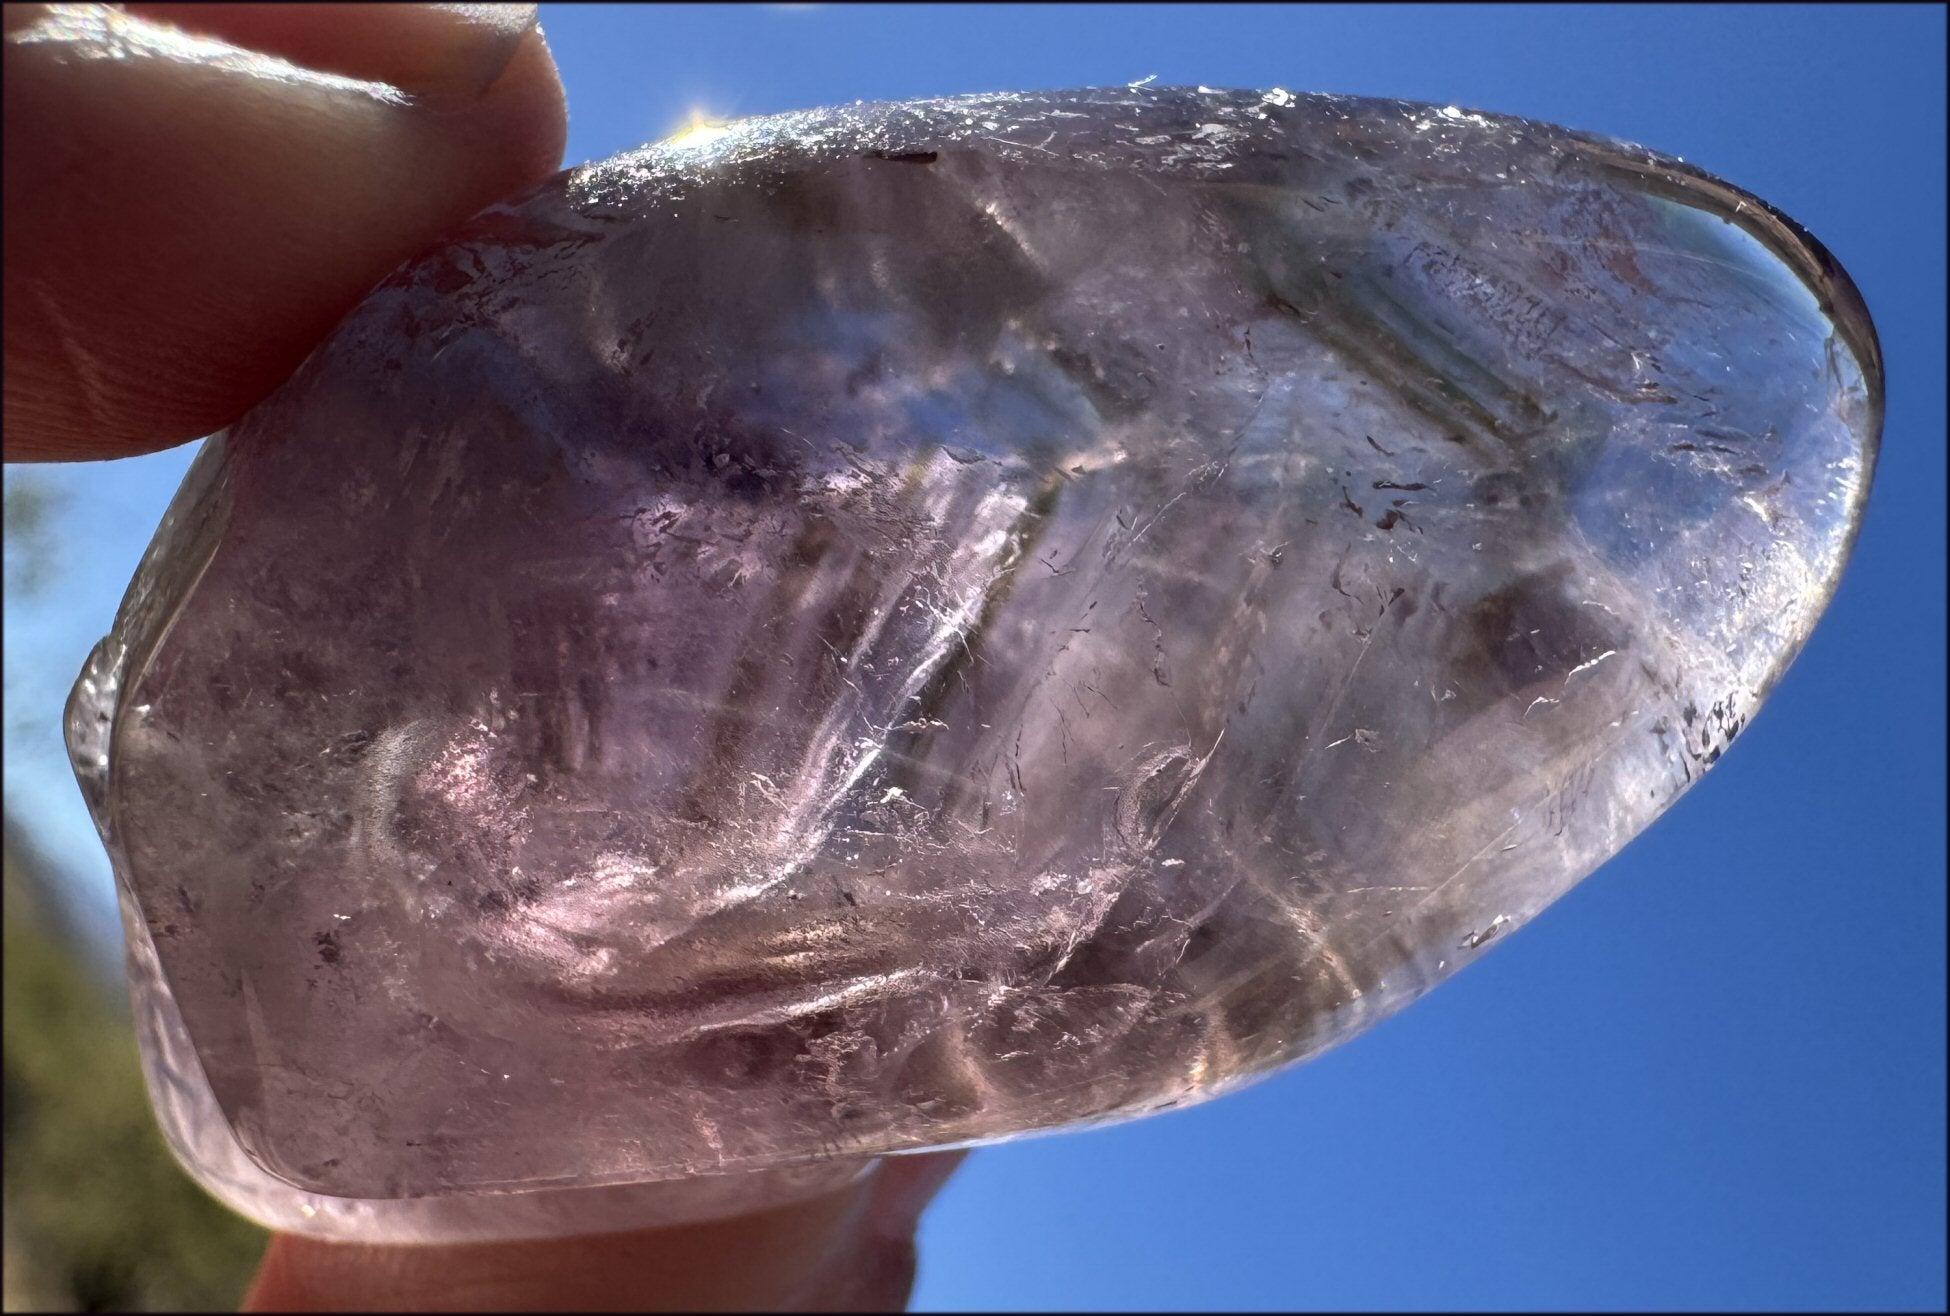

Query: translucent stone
[68,87,1880,1242]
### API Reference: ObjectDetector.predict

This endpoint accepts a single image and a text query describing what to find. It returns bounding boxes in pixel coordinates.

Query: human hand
[242,1151,967,1311]
[3,4,963,1308]
[4,1,565,462]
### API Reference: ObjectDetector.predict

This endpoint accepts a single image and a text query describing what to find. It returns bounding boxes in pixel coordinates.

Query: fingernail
[415,3,539,100]
[113,3,541,103]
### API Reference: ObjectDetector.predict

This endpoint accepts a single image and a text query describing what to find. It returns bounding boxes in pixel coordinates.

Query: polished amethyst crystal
[68,87,1879,1241]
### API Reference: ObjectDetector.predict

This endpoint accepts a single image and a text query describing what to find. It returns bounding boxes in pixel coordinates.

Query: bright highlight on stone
[69,87,1879,1242]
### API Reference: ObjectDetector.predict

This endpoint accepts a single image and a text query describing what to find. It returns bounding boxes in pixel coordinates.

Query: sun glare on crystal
[664,109,735,151]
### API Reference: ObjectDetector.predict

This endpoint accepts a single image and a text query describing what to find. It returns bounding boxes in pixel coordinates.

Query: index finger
[2,2,568,462]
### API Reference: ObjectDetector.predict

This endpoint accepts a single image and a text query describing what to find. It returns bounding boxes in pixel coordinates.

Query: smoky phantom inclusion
[69,87,1879,1241]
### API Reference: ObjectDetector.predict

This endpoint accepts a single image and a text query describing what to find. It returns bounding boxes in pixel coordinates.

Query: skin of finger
[244,1170,893,1313]
[862,1149,969,1239]
[791,1152,971,1312]
[120,4,542,101]
[1,2,567,461]
[242,1152,967,1312]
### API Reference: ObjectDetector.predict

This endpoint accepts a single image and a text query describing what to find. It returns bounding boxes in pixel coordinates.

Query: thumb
[240,1152,967,1312]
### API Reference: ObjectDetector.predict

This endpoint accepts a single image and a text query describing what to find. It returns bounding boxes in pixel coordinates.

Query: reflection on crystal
[68,86,1879,1241]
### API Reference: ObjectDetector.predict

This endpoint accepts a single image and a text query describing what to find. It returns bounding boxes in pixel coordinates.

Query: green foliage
[3,831,267,1312]
[2,472,65,597]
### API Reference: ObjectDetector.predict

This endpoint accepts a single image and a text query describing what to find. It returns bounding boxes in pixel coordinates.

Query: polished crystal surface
[69,87,1879,1241]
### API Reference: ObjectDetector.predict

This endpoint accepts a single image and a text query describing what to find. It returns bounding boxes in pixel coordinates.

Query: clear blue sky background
[2,4,1943,1310]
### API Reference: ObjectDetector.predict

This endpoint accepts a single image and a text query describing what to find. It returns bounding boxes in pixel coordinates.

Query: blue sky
[2,4,1943,1309]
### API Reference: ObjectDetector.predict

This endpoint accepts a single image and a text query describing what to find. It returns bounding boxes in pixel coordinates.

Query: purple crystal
[68,87,1879,1241]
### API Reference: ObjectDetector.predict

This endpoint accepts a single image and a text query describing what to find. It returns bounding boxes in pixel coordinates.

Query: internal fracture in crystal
[68,86,1880,1241]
